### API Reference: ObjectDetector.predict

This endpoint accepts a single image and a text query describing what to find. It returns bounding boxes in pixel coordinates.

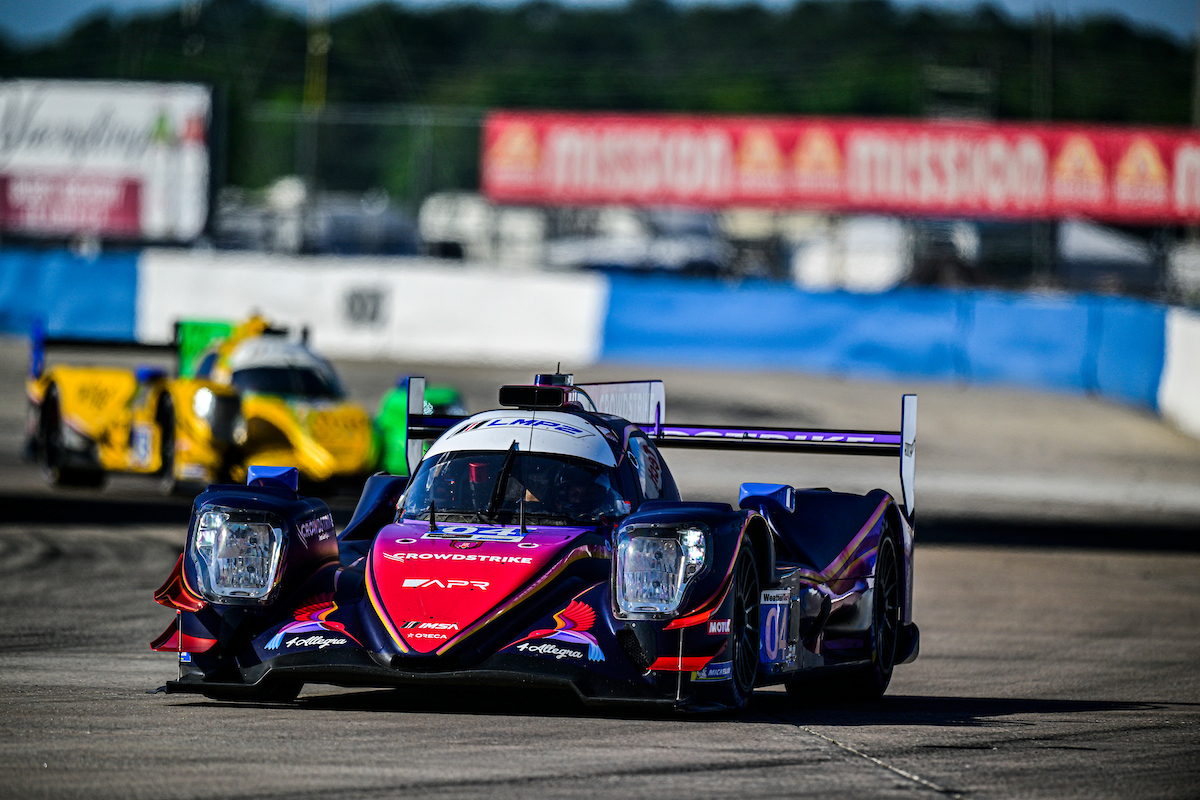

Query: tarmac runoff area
[0,337,1198,799]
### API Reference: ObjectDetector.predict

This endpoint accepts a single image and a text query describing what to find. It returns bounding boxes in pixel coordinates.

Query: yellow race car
[25,316,379,493]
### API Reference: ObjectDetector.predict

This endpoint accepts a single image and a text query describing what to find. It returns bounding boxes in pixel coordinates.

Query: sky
[0,0,1195,45]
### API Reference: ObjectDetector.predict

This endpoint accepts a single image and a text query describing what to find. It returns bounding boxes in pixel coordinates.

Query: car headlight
[189,505,285,605]
[614,524,707,616]
[193,387,215,422]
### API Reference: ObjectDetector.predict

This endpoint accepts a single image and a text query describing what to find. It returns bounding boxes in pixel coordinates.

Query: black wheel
[788,531,900,704]
[155,396,179,495]
[39,385,104,488]
[712,546,760,711]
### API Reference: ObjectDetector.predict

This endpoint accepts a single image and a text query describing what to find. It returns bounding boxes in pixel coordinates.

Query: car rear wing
[28,318,177,380]
[652,394,917,522]
[402,376,916,523]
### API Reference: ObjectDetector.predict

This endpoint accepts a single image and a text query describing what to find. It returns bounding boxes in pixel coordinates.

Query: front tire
[156,396,180,495]
[39,385,105,488]
[711,546,760,711]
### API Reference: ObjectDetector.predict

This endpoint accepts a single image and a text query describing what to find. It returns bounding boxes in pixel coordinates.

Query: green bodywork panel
[176,320,234,378]
[376,383,464,476]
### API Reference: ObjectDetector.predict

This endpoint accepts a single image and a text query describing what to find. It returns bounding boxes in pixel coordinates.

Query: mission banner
[482,111,1200,223]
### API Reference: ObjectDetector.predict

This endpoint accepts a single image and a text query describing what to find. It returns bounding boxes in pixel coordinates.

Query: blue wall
[0,248,138,340]
[603,276,1167,410]
[0,249,1170,411]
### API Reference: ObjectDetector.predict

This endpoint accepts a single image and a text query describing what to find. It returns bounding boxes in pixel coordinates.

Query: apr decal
[266,597,361,650]
[507,599,605,662]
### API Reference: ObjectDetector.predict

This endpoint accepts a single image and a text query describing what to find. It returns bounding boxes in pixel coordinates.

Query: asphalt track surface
[1,337,1199,799]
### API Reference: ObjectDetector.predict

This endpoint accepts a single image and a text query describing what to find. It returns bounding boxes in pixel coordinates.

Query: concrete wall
[0,247,1192,426]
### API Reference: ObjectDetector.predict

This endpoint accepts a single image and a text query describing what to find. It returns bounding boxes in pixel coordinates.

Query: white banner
[136,250,610,367]
[0,80,211,242]
[1159,307,1200,438]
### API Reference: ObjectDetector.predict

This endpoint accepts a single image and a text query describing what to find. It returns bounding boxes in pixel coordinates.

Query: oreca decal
[759,589,790,665]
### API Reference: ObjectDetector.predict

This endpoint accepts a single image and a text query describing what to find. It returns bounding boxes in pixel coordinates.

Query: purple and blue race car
[153,374,918,711]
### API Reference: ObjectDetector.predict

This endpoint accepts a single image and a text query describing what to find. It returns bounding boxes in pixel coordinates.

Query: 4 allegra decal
[297,514,335,546]
[266,597,360,650]
[507,599,605,662]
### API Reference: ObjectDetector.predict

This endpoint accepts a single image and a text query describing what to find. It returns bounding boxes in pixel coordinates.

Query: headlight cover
[614,523,707,616]
[192,387,215,422]
[189,505,285,605]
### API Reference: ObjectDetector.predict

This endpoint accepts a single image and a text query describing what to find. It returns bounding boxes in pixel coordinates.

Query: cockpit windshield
[401,449,632,526]
[231,366,344,399]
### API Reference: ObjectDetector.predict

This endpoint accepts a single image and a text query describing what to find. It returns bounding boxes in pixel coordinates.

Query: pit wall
[0,247,1196,432]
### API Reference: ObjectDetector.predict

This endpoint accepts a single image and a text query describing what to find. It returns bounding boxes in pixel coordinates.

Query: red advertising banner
[0,174,140,237]
[482,111,1200,224]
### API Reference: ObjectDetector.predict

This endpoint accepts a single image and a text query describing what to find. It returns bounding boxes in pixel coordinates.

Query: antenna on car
[428,499,437,531]
[519,498,528,535]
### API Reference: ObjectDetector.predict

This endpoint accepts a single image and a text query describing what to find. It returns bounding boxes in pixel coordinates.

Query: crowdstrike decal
[297,514,335,546]
[385,551,533,565]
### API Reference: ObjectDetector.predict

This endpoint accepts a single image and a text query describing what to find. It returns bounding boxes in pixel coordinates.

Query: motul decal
[707,618,731,635]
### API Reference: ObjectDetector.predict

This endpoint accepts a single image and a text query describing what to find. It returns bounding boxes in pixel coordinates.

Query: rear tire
[711,546,760,711]
[788,531,900,704]
[39,385,105,488]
